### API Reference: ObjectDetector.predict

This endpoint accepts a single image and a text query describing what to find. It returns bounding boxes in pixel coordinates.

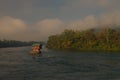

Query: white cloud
[35,19,65,41]
[68,15,98,31]
[0,16,26,34]
[0,11,120,41]
[0,17,65,41]
[0,16,27,40]
[99,11,120,26]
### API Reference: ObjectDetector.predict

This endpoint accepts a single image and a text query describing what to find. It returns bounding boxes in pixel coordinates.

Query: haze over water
[0,46,120,80]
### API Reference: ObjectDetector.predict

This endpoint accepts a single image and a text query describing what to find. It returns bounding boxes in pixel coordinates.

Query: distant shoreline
[0,46,31,48]
[0,40,35,48]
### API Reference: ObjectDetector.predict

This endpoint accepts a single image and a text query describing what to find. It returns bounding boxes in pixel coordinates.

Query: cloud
[0,16,27,40]
[0,16,26,34]
[67,11,120,30]
[35,19,65,41]
[0,11,120,41]
[0,17,65,41]
[60,0,120,18]
[62,0,120,8]
[0,0,120,23]
[99,11,120,26]
[68,15,98,31]
[95,0,113,7]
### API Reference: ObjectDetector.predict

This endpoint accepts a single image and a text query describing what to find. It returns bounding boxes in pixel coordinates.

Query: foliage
[46,28,120,51]
[0,40,37,48]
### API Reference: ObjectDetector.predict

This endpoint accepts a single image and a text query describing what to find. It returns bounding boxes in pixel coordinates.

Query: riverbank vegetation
[46,27,120,51]
[0,40,38,48]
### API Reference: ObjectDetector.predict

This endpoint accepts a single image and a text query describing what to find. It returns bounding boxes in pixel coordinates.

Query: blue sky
[0,0,120,41]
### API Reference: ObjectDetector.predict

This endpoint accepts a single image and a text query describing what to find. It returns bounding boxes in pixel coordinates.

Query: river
[0,46,120,80]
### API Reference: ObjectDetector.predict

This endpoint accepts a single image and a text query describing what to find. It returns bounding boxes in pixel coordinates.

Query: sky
[0,0,120,41]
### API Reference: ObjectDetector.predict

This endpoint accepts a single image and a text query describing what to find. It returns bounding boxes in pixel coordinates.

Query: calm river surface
[0,46,120,80]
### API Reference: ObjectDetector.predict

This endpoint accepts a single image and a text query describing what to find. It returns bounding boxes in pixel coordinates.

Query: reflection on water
[0,47,120,80]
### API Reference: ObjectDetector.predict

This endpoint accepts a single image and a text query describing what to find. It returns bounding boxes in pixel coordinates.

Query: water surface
[0,47,120,80]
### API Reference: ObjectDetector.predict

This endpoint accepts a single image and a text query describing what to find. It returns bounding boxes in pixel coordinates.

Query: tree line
[0,40,37,48]
[46,28,120,51]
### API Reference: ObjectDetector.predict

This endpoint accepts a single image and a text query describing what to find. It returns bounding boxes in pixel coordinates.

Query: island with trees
[46,27,120,51]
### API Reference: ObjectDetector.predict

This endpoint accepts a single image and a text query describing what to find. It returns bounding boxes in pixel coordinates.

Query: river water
[0,46,120,80]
